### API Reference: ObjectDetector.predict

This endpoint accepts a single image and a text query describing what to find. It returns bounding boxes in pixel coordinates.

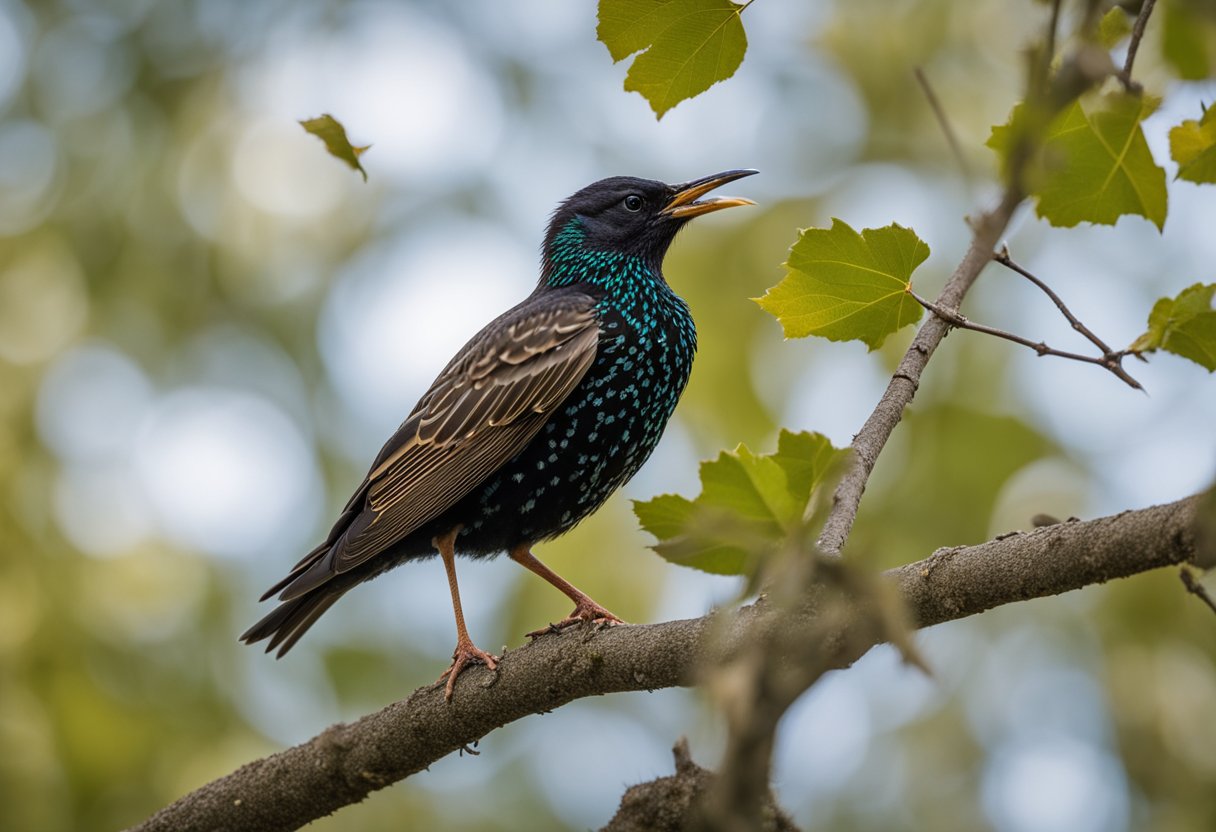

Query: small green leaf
[634,431,849,575]
[990,93,1168,230]
[1098,6,1133,48]
[299,114,370,181]
[597,0,748,119]
[1130,283,1216,371]
[770,430,846,504]
[754,219,927,350]
[1170,105,1216,184]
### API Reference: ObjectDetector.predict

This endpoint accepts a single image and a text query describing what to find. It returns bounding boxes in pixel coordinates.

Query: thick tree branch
[128,494,1203,832]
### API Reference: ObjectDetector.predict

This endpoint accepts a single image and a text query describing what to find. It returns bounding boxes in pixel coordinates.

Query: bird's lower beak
[661,169,758,219]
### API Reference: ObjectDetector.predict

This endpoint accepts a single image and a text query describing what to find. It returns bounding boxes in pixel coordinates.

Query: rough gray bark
[127,493,1203,832]
[602,739,800,832]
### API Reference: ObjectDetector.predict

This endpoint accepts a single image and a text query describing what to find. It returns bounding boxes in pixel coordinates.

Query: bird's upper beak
[661,169,758,219]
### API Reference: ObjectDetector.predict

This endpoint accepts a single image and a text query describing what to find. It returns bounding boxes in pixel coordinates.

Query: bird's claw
[526,601,626,639]
[437,640,499,701]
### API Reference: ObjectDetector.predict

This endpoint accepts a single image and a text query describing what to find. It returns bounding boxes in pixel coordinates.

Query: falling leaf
[299,114,371,181]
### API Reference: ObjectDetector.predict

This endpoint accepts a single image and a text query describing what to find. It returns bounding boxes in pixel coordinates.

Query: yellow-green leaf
[1170,105,1216,184]
[753,219,927,350]
[299,114,370,181]
[1040,93,1167,230]
[990,92,1168,230]
[633,431,849,575]
[597,0,748,119]
[1129,283,1216,371]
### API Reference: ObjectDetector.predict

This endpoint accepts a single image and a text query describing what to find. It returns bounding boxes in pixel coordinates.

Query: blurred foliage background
[1,1,1215,830]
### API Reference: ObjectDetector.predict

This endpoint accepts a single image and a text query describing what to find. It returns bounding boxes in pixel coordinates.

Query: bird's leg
[509,544,626,638]
[434,526,498,701]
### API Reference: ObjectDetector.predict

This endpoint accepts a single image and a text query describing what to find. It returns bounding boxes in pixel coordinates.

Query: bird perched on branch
[242,169,757,698]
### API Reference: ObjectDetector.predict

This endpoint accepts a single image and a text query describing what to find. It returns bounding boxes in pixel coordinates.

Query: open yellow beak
[661,169,758,219]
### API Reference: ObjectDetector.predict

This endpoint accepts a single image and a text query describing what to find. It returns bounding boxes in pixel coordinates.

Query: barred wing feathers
[273,292,600,602]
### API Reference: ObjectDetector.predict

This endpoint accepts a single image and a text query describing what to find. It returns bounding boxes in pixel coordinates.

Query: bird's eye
[623,194,644,212]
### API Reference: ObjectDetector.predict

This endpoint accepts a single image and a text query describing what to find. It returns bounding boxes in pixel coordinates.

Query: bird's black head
[541,169,757,285]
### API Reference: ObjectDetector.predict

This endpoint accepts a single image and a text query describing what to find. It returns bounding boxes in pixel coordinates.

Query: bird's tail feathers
[259,502,368,602]
[239,587,347,658]
[258,540,331,602]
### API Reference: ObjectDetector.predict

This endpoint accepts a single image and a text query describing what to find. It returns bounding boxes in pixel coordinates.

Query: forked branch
[907,287,1144,391]
[994,247,1117,354]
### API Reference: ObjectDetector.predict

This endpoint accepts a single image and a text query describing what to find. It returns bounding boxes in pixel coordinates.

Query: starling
[241,169,757,698]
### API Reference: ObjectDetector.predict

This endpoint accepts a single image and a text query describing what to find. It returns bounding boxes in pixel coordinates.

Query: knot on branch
[601,738,799,832]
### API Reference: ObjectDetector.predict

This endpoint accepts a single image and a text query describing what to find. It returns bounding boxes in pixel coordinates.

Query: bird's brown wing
[274,292,600,601]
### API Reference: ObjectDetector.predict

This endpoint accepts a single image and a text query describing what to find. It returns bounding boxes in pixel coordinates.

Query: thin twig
[1180,566,1216,617]
[994,247,1114,354]
[908,289,1144,391]
[1120,0,1158,92]
[914,67,972,187]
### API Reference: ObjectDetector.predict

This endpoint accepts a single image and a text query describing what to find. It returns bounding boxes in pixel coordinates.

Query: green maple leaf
[1130,283,1216,371]
[299,114,370,181]
[597,0,748,119]
[753,219,927,350]
[988,93,1167,230]
[634,431,849,575]
[1170,105,1216,184]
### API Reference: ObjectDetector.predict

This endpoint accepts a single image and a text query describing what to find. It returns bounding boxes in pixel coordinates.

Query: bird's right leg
[509,544,626,637]
[434,526,498,701]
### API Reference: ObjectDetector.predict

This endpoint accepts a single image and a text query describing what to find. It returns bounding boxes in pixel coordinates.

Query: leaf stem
[908,289,1144,391]
[1119,0,1158,92]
